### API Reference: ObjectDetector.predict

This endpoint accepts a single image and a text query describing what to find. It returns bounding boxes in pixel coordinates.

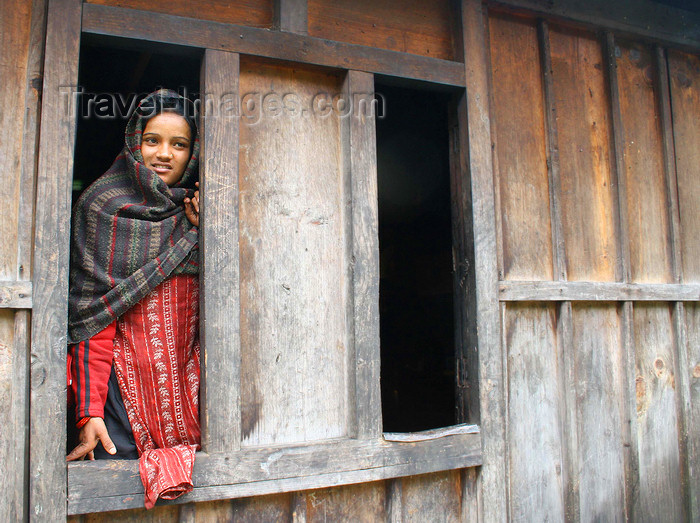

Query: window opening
[375,83,456,433]
[68,38,201,455]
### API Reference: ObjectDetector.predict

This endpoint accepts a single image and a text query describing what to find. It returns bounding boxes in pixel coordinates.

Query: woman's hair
[138,92,198,144]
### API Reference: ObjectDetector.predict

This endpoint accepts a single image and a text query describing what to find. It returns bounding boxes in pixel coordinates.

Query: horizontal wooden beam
[68,433,481,514]
[499,281,700,302]
[0,281,32,308]
[489,0,700,51]
[81,3,466,87]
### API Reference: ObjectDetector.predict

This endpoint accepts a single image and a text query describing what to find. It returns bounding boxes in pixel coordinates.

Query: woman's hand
[184,181,200,227]
[66,417,117,461]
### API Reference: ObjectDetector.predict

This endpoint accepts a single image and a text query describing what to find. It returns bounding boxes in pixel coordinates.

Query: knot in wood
[693,364,700,379]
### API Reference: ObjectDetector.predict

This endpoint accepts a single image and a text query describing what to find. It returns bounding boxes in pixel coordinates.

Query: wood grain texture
[616,41,674,283]
[305,481,386,521]
[0,281,32,308]
[308,0,455,61]
[343,70,382,439]
[30,0,82,520]
[668,50,700,283]
[275,0,307,34]
[449,92,479,424]
[489,12,553,281]
[504,303,565,522]
[17,0,48,282]
[238,58,348,446]
[0,311,26,523]
[199,49,241,453]
[499,280,700,302]
[460,467,481,523]
[85,0,274,28]
[571,303,626,521]
[462,1,505,521]
[633,303,684,521]
[230,493,292,522]
[549,26,618,282]
[685,303,700,519]
[67,433,482,513]
[400,470,462,522]
[81,3,466,88]
[488,0,700,50]
[0,0,33,280]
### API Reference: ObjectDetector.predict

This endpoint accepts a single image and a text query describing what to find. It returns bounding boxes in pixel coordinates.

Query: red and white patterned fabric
[113,274,200,509]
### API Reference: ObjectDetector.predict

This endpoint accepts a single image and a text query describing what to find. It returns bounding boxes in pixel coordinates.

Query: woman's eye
[175,142,187,148]
[144,137,157,144]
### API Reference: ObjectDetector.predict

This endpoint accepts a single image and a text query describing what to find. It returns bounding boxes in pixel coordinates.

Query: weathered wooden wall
[2,0,699,521]
[66,470,479,522]
[487,9,700,522]
[0,0,45,521]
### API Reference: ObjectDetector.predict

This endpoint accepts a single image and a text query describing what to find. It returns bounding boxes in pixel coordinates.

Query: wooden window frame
[31,1,483,517]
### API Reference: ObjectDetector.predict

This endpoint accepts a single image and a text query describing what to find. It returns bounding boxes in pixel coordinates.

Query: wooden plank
[67,433,482,514]
[305,481,386,521]
[633,304,684,521]
[0,0,33,280]
[81,3,466,88]
[460,467,481,523]
[570,303,626,521]
[199,49,242,453]
[343,70,382,439]
[504,303,565,521]
[488,0,700,51]
[0,281,32,309]
[400,470,462,522]
[605,32,640,521]
[668,50,700,283]
[386,478,402,523]
[275,0,307,34]
[669,49,700,522]
[549,25,618,282]
[449,92,479,424]
[0,311,27,523]
[685,304,700,519]
[85,0,274,28]
[461,1,505,521]
[656,45,694,522]
[616,40,674,283]
[499,281,700,302]
[488,12,553,281]
[30,0,82,520]
[538,20,566,282]
[16,0,47,284]
[308,0,456,61]
[238,58,349,446]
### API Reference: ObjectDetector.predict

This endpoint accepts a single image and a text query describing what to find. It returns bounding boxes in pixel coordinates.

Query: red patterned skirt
[113,274,200,509]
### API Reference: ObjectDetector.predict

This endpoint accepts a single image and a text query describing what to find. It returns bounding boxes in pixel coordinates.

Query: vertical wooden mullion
[30,0,82,520]
[538,20,580,522]
[604,30,640,523]
[199,49,242,452]
[461,1,505,522]
[655,45,693,523]
[274,0,308,34]
[344,70,382,439]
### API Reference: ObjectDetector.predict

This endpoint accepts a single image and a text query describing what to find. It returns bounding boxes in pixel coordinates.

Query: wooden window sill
[67,432,481,514]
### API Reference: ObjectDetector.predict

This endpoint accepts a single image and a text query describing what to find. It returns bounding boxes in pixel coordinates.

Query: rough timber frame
[27,0,700,520]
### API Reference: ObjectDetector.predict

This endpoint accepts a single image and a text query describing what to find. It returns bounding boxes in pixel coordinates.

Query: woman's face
[141,112,192,186]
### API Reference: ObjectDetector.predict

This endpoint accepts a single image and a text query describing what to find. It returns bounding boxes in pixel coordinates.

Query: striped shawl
[68,90,200,344]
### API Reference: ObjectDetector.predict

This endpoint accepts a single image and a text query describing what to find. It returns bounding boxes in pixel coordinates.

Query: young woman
[67,89,202,508]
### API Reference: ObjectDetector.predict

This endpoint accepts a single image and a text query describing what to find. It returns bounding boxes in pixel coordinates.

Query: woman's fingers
[66,441,94,461]
[96,422,117,455]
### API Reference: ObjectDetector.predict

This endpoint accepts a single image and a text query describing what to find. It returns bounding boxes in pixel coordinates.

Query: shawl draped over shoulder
[68,89,200,344]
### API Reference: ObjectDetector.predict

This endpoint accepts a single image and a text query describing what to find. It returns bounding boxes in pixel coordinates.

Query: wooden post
[461,1,505,521]
[30,0,82,520]
[343,70,382,439]
[199,49,242,453]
